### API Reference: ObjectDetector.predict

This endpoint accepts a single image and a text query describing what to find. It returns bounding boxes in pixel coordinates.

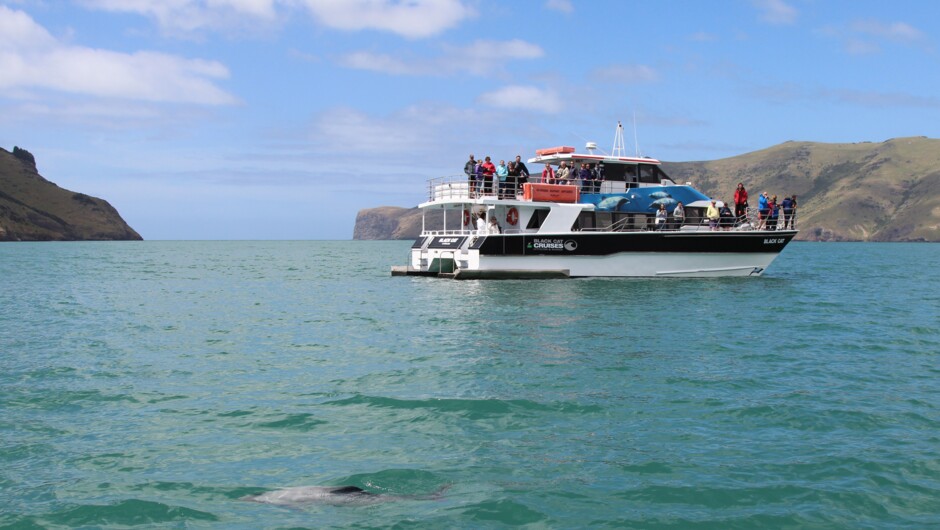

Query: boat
[392,124,797,279]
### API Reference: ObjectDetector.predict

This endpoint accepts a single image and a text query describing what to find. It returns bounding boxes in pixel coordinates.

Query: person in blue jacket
[757,191,769,230]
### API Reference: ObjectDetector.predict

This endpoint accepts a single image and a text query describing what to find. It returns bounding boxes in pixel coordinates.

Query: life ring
[506,207,519,226]
[463,209,471,226]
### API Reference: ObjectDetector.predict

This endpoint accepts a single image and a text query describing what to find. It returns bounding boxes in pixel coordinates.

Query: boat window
[638,164,659,184]
[655,166,672,182]
[602,164,637,183]
[576,211,595,231]
[612,212,634,230]
[595,212,612,229]
[526,208,550,229]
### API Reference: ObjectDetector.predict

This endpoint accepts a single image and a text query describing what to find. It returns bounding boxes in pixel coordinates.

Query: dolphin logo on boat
[648,198,678,209]
[648,191,672,199]
[240,485,449,507]
[596,196,630,211]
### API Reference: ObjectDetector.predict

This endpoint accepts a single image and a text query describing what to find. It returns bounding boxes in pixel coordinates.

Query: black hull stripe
[473,231,796,256]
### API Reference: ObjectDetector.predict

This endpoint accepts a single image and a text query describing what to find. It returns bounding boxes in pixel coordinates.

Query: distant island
[354,137,940,242]
[0,146,141,241]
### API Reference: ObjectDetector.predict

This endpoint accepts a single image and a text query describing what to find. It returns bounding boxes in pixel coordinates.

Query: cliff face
[353,137,940,242]
[0,147,142,241]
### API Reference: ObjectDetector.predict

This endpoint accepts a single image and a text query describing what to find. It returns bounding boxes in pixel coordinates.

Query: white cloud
[593,64,659,84]
[0,6,236,104]
[80,0,279,33]
[340,39,543,76]
[851,20,925,43]
[753,0,797,25]
[544,0,573,14]
[688,31,718,42]
[299,0,475,39]
[477,85,562,113]
[82,0,475,38]
[819,19,929,56]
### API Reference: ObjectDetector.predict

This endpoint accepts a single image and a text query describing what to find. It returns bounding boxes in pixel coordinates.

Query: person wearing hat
[706,200,721,231]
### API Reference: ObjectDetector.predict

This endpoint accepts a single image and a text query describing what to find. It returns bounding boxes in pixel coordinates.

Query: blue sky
[1,0,938,240]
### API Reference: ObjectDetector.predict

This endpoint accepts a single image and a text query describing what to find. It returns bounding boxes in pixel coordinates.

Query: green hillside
[0,147,141,241]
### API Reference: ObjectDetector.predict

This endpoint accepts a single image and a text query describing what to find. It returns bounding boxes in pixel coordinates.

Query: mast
[612,121,626,157]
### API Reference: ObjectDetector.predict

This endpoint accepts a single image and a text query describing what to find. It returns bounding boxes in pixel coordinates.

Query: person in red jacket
[541,163,555,184]
[734,182,749,221]
[481,156,497,195]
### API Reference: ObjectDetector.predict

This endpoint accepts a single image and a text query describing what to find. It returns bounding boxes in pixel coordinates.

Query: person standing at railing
[555,161,570,184]
[757,191,769,229]
[655,204,667,230]
[673,201,685,229]
[496,160,509,198]
[706,200,720,231]
[734,183,748,221]
[768,195,780,231]
[481,156,496,196]
[541,163,555,184]
[465,154,477,196]
[474,159,485,198]
[593,162,605,193]
[781,195,795,229]
[578,163,593,194]
[514,155,529,181]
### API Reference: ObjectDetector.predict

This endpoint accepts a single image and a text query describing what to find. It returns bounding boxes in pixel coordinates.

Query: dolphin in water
[241,485,448,507]
[648,191,672,199]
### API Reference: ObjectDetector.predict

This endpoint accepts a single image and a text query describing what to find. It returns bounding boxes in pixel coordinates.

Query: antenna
[632,112,640,157]
[612,121,626,157]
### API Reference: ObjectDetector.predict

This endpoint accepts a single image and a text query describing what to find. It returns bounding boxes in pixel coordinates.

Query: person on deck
[578,163,593,194]
[593,162,606,193]
[757,192,769,230]
[514,156,529,182]
[555,161,570,183]
[768,195,779,230]
[672,201,685,229]
[474,159,485,198]
[487,215,502,234]
[734,183,748,220]
[481,156,496,195]
[706,200,720,231]
[781,195,795,229]
[496,160,509,198]
[541,163,555,184]
[465,154,476,196]
[655,204,668,230]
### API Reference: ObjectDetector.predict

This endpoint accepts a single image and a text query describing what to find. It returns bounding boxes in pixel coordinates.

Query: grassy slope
[664,137,940,241]
[0,148,142,241]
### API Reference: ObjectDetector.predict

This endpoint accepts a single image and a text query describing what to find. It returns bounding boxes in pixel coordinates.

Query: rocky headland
[0,146,141,241]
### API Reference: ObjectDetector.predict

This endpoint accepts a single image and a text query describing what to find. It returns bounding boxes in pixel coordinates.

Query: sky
[1,0,939,240]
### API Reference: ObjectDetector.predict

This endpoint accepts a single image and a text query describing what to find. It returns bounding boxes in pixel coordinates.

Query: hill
[354,137,940,242]
[0,147,141,241]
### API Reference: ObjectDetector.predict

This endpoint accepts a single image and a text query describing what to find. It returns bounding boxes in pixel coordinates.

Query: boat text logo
[527,238,578,252]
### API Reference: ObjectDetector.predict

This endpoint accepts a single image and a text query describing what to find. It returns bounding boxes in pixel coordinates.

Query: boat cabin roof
[528,146,671,185]
[527,146,661,167]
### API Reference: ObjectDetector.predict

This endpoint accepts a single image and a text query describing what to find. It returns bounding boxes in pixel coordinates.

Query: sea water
[1,241,938,529]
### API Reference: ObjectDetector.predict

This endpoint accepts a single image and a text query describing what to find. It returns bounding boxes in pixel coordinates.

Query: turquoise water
[1,241,939,529]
